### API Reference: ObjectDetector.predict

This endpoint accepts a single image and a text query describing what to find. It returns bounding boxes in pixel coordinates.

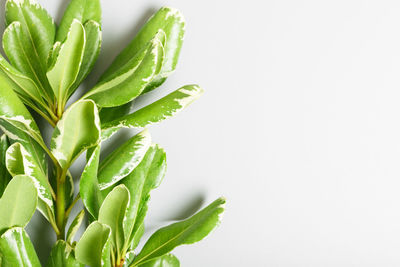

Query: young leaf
[47,240,83,267]
[0,135,11,197]
[70,20,102,92]
[5,142,55,222]
[66,210,85,245]
[83,33,164,107]
[75,221,111,267]
[122,144,167,247]
[98,129,151,189]
[0,227,41,267]
[0,175,38,233]
[51,100,100,169]
[102,85,203,139]
[4,0,55,99]
[80,145,103,218]
[47,20,86,105]
[138,254,180,267]
[98,185,130,255]
[132,198,226,266]
[56,0,101,42]
[101,7,185,93]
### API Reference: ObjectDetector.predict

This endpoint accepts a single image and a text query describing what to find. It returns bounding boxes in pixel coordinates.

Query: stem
[56,167,67,240]
[65,193,80,218]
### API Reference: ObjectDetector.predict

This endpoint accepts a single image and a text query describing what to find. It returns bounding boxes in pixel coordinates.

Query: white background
[10,0,400,266]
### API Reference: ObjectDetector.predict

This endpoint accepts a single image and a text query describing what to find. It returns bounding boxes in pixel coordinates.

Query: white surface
[21,0,400,266]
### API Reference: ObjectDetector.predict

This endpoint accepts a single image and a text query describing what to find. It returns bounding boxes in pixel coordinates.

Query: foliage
[0,0,224,266]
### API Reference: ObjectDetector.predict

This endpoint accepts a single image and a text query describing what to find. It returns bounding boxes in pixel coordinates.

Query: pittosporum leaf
[75,221,112,267]
[132,198,226,266]
[101,85,204,140]
[0,227,41,267]
[46,240,83,267]
[138,254,180,267]
[97,129,151,190]
[66,210,85,245]
[0,135,11,197]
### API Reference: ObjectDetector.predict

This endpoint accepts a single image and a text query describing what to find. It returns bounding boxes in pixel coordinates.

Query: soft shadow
[54,0,70,24]
[26,211,56,265]
[167,194,206,221]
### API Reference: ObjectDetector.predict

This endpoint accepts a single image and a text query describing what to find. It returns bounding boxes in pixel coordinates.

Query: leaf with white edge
[0,135,11,197]
[132,198,226,266]
[47,20,85,105]
[4,0,55,99]
[123,250,135,267]
[98,185,129,254]
[51,100,100,169]
[0,175,38,233]
[98,129,151,190]
[0,75,47,173]
[138,254,180,267]
[47,240,83,267]
[102,85,203,139]
[83,32,164,107]
[80,145,103,218]
[0,227,40,267]
[121,144,166,247]
[56,0,101,42]
[5,142,55,222]
[75,221,111,267]
[101,7,185,93]
[70,20,102,93]
[66,210,85,245]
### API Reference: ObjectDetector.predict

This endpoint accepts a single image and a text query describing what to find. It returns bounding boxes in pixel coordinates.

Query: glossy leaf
[47,20,85,104]
[98,185,130,254]
[47,240,83,267]
[4,0,55,99]
[66,210,85,245]
[138,254,180,267]
[70,20,102,91]
[98,129,151,189]
[75,221,111,267]
[122,144,166,247]
[101,7,185,93]
[102,85,203,139]
[0,175,37,233]
[5,142,55,222]
[56,0,101,42]
[80,145,103,218]
[0,227,40,267]
[84,33,164,107]
[132,198,226,266]
[0,135,11,197]
[51,100,100,169]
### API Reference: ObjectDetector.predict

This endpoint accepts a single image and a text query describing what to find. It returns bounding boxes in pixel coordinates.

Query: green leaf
[5,142,55,223]
[0,135,11,197]
[4,0,55,100]
[138,254,180,267]
[75,221,111,267]
[80,145,103,218]
[47,20,86,105]
[0,227,40,267]
[66,210,85,245]
[0,72,47,174]
[98,185,130,255]
[56,0,101,42]
[98,129,151,189]
[121,144,166,248]
[51,99,100,169]
[102,85,203,139]
[46,240,83,267]
[0,175,38,233]
[70,20,102,91]
[132,198,226,266]
[84,32,164,107]
[101,7,185,93]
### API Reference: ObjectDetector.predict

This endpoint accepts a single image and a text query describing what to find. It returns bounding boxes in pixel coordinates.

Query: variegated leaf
[47,240,83,267]
[51,100,100,169]
[0,135,11,197]
[102,85,203,139]
[66,210,85,245]
[98,129,151,190]
[138,254,180,267]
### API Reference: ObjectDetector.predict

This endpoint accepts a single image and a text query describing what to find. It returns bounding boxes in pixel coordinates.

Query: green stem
[56,167,67,240]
